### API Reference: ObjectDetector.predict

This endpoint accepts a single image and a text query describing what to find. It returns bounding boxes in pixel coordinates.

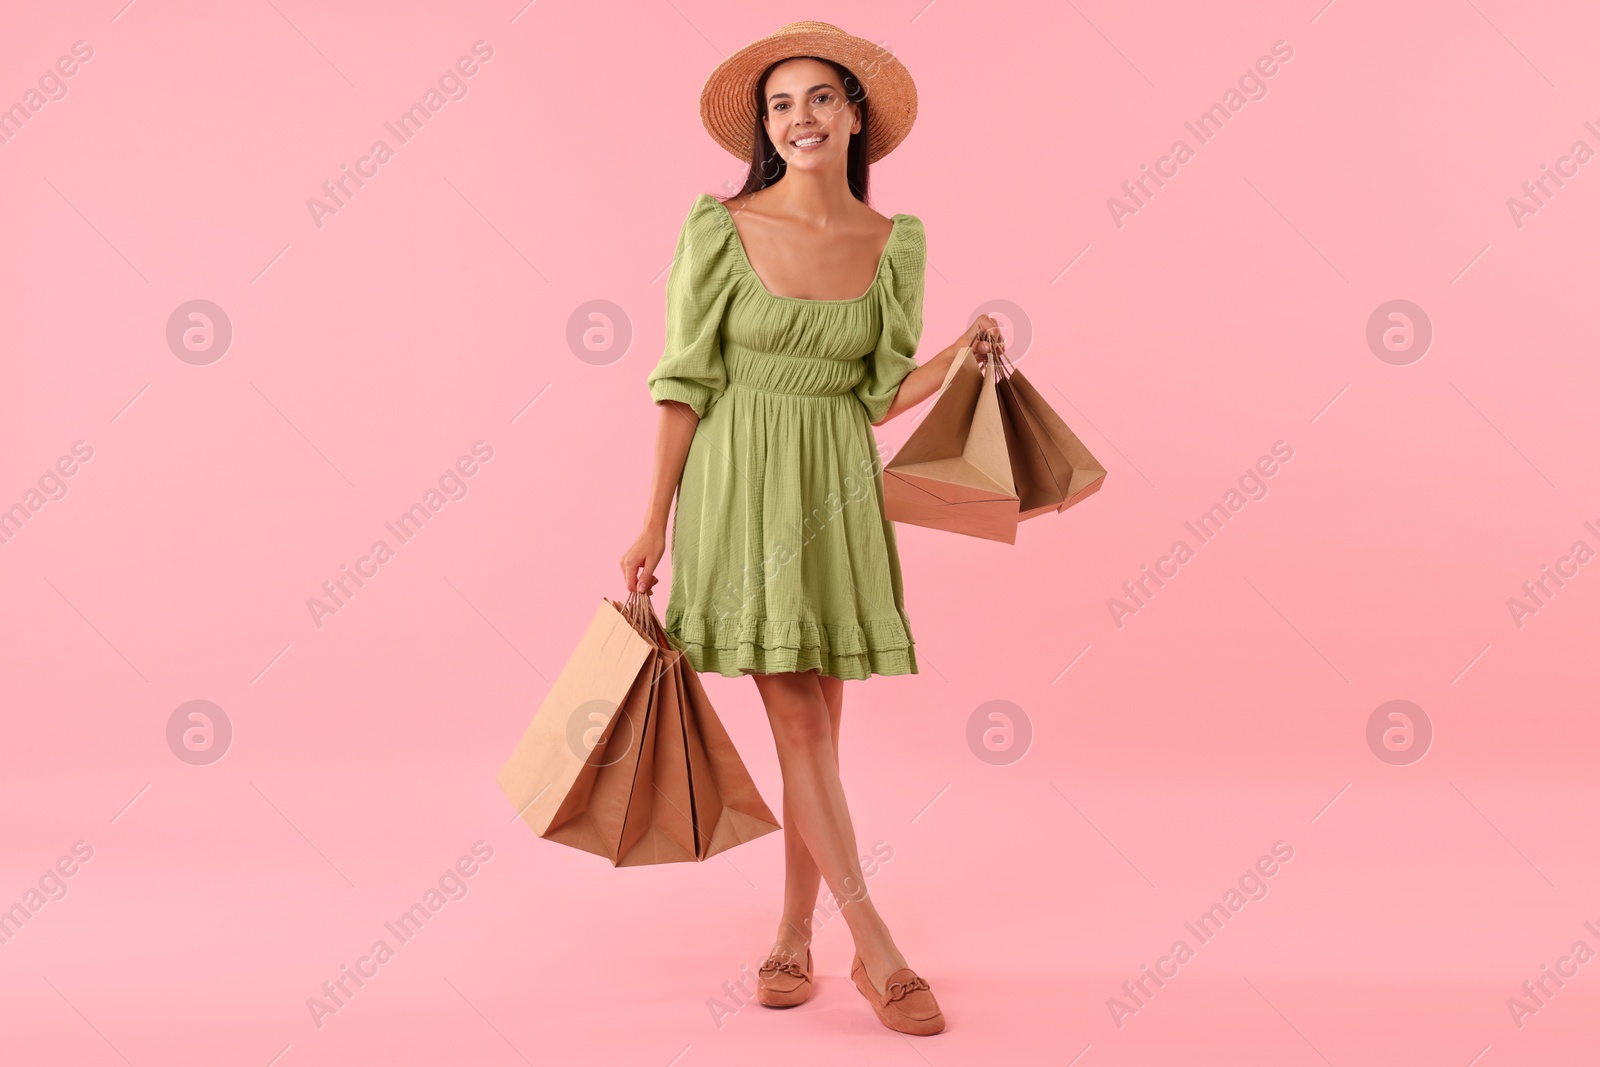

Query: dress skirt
[664,374,917,680]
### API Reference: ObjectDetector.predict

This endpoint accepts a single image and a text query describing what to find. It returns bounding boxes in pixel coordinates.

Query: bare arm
[621,399,700,593]
[871,315,1000,427]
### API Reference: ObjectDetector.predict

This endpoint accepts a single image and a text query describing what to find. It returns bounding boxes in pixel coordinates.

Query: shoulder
[671,192,737,252]
[682,192,732,242]
[887,212,926,274]
[852,203,924,277]
[853,202,921,252]
[667,194,740,292]
[875,204,923,261]
[893,211,925,247]
[892,209,924,230]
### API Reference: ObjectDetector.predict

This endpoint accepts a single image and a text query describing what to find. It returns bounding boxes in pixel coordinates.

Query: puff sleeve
[853,215,926,426]
[646,195,738,420]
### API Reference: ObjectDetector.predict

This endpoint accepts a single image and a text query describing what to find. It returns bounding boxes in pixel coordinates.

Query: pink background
[3,1,1597,1064]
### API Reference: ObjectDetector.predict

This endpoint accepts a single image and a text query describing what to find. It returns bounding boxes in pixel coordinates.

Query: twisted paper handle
[975,325,1012,379]
[619,587,671,648]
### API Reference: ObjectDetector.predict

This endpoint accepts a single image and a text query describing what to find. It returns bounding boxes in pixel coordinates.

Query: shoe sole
[756,991,810,1008]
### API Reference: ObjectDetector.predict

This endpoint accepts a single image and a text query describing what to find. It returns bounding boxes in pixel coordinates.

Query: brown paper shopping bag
[496,591,779,866]
[495,594,651,859]
[883,342,1022,543]
[675,648,789,860]
[991,342,1108,521]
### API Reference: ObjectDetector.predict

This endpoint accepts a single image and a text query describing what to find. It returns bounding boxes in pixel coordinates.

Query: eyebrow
[768,83,836,102]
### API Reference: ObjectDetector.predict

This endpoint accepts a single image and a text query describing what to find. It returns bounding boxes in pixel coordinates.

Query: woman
[619,21,996,1037]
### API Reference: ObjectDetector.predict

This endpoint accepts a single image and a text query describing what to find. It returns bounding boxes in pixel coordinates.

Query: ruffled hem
[662,611,918,681]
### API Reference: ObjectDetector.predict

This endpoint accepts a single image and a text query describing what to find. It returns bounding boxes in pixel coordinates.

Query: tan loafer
[756,946,813,1008]
[850,953,945,1035]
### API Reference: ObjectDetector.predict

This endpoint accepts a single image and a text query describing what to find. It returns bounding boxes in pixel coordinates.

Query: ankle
[853,929,906,970]
[774,918,814,948]
[769,934,810,958]
[836,899,889,946]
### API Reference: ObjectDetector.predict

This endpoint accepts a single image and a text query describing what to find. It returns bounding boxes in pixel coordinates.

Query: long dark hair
[724,55,872,204]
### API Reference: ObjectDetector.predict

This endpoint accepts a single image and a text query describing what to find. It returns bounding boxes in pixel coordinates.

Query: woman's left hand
[960,315,1002,368]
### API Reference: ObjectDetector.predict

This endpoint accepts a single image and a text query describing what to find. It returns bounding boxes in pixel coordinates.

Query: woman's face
[760,57,859,172]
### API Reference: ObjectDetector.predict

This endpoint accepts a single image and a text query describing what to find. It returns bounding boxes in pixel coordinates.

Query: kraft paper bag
[496,594,652,858]
[883,343,1022,544]
[992,348,1108,520]
[676,649,784,860]
[497,591,779,866]
[540,644,663,862]
[612,630,699,867]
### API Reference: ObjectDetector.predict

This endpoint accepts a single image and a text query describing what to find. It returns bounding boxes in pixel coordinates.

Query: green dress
[646,193,925,681]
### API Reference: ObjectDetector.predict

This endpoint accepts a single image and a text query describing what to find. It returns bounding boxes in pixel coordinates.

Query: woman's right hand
[620,526,666,595]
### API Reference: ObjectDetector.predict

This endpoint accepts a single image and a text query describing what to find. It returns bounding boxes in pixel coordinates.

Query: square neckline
[704,193,906,305]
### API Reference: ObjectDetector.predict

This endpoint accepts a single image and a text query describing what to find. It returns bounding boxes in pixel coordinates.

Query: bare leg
[767,674,842,962]
[752,669,909,994]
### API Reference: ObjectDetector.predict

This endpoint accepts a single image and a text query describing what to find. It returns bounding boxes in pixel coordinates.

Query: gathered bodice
[723,299,884,396]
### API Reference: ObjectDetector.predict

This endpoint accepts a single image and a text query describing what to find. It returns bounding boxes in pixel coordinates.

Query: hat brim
[699,25,917,166]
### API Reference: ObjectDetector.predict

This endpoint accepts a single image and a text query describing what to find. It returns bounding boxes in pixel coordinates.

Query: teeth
[793,135,825,146]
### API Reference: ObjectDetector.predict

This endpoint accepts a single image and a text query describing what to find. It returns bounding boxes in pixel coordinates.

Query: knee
[763,689,833,752]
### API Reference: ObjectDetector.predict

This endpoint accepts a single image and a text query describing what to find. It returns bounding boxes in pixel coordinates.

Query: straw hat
[699,21,918,165]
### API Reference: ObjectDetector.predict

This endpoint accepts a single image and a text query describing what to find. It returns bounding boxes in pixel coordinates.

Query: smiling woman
[616,20,1003,1040]
[717,55,885,207]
